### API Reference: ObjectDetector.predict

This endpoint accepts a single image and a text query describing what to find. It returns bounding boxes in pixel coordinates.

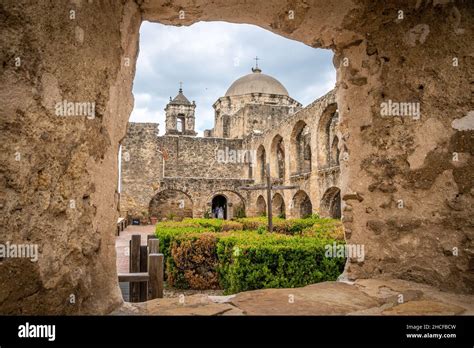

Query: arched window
[331,136,339,166]
[270,135,285,180]
[317,104,339,169]
[176,115,185,133]
[290,121,311,175]
[256,145,266,183]
[256,195,267,216]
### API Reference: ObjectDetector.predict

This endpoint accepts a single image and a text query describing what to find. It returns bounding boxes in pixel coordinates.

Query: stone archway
[290,120,311,175]
[2,1,473,314]
[149,189,193,220]
[208,190,246,219]
[292,190,313,218]
[256,195,267,216]
[272,193,285,218]
[211,194,227,219]
[317,104,338,169]
[320,187,341,219]
[270,134,285,181]
[256,145,266,183]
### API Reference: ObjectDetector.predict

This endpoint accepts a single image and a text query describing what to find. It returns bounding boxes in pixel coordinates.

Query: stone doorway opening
[321,187,341,219]
[211,195,227,220]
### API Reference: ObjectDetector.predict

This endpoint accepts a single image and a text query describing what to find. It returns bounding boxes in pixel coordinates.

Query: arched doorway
[272,193,285,218]
[320,187,341,219]
[256,195,266,216]
[149,189,193,221]
[292,190,313,218]
[211,194,227,219]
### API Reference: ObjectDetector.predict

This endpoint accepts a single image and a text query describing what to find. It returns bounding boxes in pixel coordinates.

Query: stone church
[120,65,341,222]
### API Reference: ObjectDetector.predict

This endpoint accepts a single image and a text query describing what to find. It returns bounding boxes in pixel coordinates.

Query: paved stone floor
[115,224,155,274]
[112,279,474,316]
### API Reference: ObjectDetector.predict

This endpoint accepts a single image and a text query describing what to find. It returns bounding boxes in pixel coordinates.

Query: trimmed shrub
[302,219,345,240]
[155,217,346,293]
[216,231,345,294]
[183,218,224,231]
[221,220,243,231]
[167,233,220,289]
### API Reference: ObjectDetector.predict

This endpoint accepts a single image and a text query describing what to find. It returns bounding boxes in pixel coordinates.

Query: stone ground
[113,279,474,316]
[115,225,474,315]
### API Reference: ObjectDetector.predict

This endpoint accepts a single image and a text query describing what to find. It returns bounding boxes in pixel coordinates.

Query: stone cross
[239,163,298,232]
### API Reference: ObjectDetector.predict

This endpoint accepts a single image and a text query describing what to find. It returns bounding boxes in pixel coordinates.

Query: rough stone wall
[120,128,253,219]
[0,0,141,314]
[120,123,162,218]
[157,136,248,178]
[2,0,472,315]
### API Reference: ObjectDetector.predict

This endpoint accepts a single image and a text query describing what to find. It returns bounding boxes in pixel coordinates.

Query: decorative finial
[179,81,183,93]
[251,56,261,73]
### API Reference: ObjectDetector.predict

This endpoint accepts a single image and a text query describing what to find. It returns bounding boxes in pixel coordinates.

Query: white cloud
[131,21,335,135]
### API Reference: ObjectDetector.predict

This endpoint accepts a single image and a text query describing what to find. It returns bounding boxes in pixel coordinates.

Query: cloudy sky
[130,21,336,135]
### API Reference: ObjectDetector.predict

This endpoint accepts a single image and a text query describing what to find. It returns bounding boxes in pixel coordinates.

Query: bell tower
[165,83,197,136]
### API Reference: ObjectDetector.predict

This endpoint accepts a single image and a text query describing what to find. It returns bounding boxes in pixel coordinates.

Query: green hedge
[216,231,344,294]
[155,217,345,293]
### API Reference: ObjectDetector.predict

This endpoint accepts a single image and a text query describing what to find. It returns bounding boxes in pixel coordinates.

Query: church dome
[225,67,289,97]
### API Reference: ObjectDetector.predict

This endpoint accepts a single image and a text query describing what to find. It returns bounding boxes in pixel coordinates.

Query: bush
[302,219,345,240]
[182,218,224,231]
[221,220,243,231]
[155,217,346,293]
[167,233,220,289]
[216,231,345,294]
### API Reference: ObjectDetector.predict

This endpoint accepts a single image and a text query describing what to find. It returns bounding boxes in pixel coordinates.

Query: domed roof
[225,68,289,97]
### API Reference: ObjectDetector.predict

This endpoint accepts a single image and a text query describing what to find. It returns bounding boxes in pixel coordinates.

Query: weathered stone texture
[1,0,472,315]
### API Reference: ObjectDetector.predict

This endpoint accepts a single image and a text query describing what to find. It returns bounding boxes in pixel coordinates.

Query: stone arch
[207,190,246,219]
[317,103,338,169]
[211,194,227,219]
[149,189,193,220]
[272,193,285,218]
[290,120,311,175]
[292,190,313,218]
[331,136,340,166]
[256,145,266,183]
[320,187,341,219]
[7,0,470,315]
[270,134,285,180]
[256,195,267,216]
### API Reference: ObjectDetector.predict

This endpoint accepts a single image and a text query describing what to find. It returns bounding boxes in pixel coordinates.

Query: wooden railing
[118,234,164,302]
[117,217,127,236]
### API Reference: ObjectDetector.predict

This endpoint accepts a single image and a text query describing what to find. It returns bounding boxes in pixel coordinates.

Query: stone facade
[120,80,341,223]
